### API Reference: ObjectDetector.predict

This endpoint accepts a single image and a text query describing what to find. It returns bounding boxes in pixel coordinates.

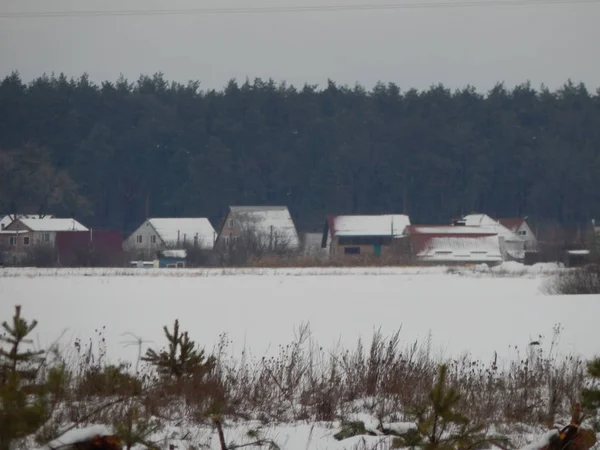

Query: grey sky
[1,0,598,92]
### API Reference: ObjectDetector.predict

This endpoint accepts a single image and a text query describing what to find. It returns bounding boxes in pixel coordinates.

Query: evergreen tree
[582,358,600,413]
[0,305,56,450]
[113,404,161,450]
[410,364,495,450]
[142,319,215,380]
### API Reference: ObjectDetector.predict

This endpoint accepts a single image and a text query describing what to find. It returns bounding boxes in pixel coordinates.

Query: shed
[322,214,411,259]
[158,249,187,268]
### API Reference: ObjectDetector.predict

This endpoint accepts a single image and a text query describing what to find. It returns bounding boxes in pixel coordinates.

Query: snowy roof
[229,206,300,248]
[148,218,215,249]
[17,218,88,232]
[462,214,522,240]
[567,249,590,255]
[411,234,503,263]
[327,214,411,237]
[162,249,187,258]
[0,214,54,229]
[407,225,497,235]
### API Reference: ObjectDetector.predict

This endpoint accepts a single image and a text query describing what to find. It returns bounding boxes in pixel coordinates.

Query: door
[374,245,381,256]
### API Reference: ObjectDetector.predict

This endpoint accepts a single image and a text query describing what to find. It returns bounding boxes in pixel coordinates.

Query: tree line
[1,72,599,236]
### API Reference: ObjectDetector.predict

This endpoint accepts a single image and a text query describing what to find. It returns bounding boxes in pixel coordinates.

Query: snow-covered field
[0,263,597,364]
[3,264,598,450]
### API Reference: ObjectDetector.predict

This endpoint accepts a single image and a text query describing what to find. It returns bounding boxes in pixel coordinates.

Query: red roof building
[405,225,503,265]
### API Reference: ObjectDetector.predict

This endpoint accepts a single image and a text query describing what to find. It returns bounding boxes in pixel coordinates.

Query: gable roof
[326,214,411,237]
[0,214,54,229]
[148,218,216,248]
[227,206,299,248]
[461,214,523,241]
[17,218,88,232]
[497,218,527,232]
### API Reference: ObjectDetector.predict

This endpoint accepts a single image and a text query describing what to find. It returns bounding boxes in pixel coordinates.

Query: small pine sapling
[403,364,508,450]
[0,305,63,450]
[582,358,600,419]
[142,319,216,380]
[113,404,162,450]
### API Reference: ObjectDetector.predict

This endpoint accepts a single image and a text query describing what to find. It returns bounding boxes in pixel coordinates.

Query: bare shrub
[543,264,600,295]
[214,217,298,267]
[21,243,57,267]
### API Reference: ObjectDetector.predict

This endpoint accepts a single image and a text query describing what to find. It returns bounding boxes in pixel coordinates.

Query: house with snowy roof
[0,217,88,261]
[215,206,300,251]
[124,218,216,257]
[460,214,537,261]
[321,214,411,259]
[404,225,503,265]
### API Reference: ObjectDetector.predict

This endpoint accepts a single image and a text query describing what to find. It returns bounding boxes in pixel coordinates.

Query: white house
[125,218,216,256]
[461,214,537,261]
[496,217,538,252]
[215,206,300,250]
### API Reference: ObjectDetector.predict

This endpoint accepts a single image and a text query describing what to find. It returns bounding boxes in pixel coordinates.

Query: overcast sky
[0,0,598,92]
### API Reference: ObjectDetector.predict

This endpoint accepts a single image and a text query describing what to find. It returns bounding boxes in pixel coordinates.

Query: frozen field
[1,264,598,365]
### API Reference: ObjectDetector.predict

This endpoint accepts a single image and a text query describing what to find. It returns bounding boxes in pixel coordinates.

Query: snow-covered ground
[4,264,597,450]
[30,415,558,450]
[0,263,597,366]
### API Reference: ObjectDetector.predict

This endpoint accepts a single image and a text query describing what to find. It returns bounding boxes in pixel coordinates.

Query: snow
[18,218,88,232]
[331,215,411,237]
[382,422,417,435]
[517,429,559,450]
[149,218,216,249]
[37,424,113,449]
[408,225,497,235]
[462,214,525,241]
[415,235,503,263]
[567,250,590,255]
[161,249,187,258]
[24,420,562,450]
[0,268,598,366]
[232,206,300,248]
[0,214,54,229]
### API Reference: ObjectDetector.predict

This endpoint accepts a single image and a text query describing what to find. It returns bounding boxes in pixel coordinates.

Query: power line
[0,0,598,19]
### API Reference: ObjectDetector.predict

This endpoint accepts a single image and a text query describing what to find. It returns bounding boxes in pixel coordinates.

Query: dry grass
[31,323,586,444]
[542,264,600,295]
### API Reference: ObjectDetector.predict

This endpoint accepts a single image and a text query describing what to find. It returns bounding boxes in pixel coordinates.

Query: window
[228,218,234,228]
[23,236,30,246]
[176,262,185,268]
[150,235,156,244]
[43,233,50,242]
[344,247,360,255]
[136,235,143,244]
[9,236,17,246]
[519,230,527,236]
